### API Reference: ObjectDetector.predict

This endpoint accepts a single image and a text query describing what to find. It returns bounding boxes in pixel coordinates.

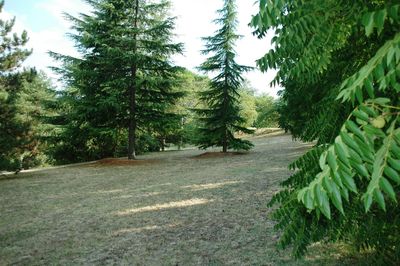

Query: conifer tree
[52,0,183,160]
[0,1,57,171]
[0,0,31,72]
[196,0,253,152]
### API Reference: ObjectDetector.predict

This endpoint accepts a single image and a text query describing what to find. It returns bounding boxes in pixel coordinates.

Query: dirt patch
[193,152,248,159]
[89,158,161,167]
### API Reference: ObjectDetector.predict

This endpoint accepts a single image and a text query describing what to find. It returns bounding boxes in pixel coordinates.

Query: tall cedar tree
[196,0,254,153]
[52,0,183,160]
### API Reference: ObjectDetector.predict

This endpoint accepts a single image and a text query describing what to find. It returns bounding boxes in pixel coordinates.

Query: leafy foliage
[252,0,400,261]
[196,0,254,152]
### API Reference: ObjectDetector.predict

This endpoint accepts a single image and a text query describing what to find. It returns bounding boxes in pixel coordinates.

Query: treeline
[0,0,278,171]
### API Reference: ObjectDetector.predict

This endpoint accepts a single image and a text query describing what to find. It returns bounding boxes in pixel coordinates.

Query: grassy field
[1,133,359,265]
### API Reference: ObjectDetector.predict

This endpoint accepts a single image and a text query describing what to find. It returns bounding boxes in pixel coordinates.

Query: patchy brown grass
[0,133,359,265]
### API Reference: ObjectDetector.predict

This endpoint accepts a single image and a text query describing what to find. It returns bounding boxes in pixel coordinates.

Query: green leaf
[360,105,377,117]
[345,120,364,140]
[388,157,400,171]
[319,152,327,169]
[322,176,333,194]
[353,109,369,122]
[304,189,314,210]
[384,166,400,184]
[340,170,358,193]
[373,189,386,211]
[315,185,331,219]
[354,164,370,178]
[379,177,397,202]
[362,12,374,36]
[335,142,350,166]
[355,87,363,104]
[327,149,337,170]
[340,132,362,155]
[330,181,344,214]
[363,78,375,98]
[340,186,350,202]
[332,170,344,188]
[370,97,391,105]
[363,124,386,138]
[363,193,373,212]
[374,9,387,35]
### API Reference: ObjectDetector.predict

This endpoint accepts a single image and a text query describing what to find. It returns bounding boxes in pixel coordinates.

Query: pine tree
[196,0,253,152]
[52,0,183,161]
[0,0,31,72]
[0,1,57,171]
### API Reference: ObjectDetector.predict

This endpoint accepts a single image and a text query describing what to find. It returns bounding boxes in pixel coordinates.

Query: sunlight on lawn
[91,189,124,194]
[181,180,243,191]
[112,223,180,236]
[115,198,213,216]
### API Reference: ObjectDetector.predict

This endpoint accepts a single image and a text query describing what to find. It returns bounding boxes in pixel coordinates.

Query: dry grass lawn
[1,132,360,265]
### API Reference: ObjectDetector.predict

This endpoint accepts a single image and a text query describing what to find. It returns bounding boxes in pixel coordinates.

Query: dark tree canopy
[51,0,183,161]
[0,1,56,171]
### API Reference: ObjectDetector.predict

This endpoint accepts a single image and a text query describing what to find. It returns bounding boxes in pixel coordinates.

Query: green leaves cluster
[252,0,400,261]
[299,101,400,219]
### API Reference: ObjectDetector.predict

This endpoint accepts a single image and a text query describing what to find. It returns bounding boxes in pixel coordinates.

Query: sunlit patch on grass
[117,191,163,199]
[91,189,124,194]
[112,223,180,236]
[181,181,243,191]
[115,198,213,216]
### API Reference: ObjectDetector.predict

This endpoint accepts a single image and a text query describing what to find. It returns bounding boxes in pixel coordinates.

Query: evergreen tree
[0,1,57,171]
[196,0,254,152]
[52,0,183,161]
[0,1,31,72]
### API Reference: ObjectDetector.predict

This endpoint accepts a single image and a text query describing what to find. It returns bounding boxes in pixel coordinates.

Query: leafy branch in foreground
[252,0,400,261]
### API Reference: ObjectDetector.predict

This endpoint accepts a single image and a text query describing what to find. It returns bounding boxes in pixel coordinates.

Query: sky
[2,0,279,96]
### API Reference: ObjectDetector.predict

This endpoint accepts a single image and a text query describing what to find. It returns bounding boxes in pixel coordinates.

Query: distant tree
[52,0,183,161]
[254,94,278,128]
[238,84,257,128]
[196,0,253,152]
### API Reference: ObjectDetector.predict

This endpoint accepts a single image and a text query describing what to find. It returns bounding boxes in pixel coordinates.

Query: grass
[0,132,361,265]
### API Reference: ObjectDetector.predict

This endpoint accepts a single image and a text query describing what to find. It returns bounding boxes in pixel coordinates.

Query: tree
[0,1,31,72]
[196,0,254,152]
[238,82,258,128]
[52,0,183,161]
[0,1,57,171]
[254,94,278,128]
[252,0,400,262]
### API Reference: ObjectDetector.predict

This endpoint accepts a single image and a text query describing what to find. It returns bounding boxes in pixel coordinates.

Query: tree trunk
[161,138,165,152]
[128,0,139,160]
[222,57,228,153]
[222,128,228,153]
